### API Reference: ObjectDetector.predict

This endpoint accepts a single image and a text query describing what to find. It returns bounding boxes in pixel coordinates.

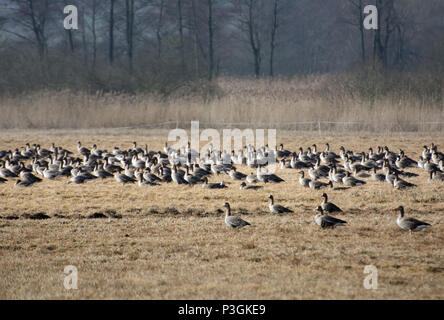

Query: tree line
[0,0,443,95]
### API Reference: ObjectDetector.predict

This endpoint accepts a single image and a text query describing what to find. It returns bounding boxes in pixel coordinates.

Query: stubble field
[0,129,443,299]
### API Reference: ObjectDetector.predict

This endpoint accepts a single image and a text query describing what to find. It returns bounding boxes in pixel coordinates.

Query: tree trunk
[247,0,261,77]
[208,0,214,81]
[358,0,365,63]
[92,0,97,68]
[177,0,185,75]
[269,0,278,77]
[109,0,115,65]
[126,0,135,74]
[156,0,164,59]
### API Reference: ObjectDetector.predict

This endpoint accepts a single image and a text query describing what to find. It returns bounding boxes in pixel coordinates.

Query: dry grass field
[0,129,443,300]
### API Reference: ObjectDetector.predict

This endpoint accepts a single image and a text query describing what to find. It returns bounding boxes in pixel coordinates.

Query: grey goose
[223,202,251,229]
[239,182,262,190]
[314,206,347,229]
[320,193,343,213]
[268,195,293,214]
[394,206,431,234]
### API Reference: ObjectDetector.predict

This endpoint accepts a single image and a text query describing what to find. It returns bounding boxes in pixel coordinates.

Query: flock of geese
[1,141,441,234]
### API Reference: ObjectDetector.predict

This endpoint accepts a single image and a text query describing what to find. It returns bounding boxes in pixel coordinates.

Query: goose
[314,206,347,229]
[298,171,311,188]
[320,193,343,213]
[309,179,329,190]
[352,167,370,179]
[93,163,113,179]
[329,167,345,183]
[385,170,396,185]
[0,162,18,178]
[276,144,291,159]
[20,171,42,183]
[202,177,226,189]
[171,165,187,184]
[423,159,438,173]
[257,165,284,183]
[342,172,366,186]
[393,175,416,190]
[371,167,386,182]
[268,195,293,214]
[68,175,87,184]
[430,169,444,182]
[239,182,262,190]
[223,202,250,229]
[393,206,431,234]
[228,167,247,180]
[246,172,258,184]
[114,172,136,184]
[417,156,426,169]
[184,165,203,185]
[143,168,161,183]
[136,175,157,186]
[36,144,52,158]
[43,166,59,180]
[77,141,90,156]
[15,179,35,187]
[290,153,310,169]
[327,181,350,191]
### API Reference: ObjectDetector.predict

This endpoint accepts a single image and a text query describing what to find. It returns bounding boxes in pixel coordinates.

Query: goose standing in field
[171,165,187,184]
[268,195,293,214]
[393,206,431,234]
[314,206,347,229]
[77,141,90,156]
[223,202,251,229]
[320,193,343,213]
[240,182,262,190]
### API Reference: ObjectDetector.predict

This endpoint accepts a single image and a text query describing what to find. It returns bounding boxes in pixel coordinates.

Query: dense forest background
[0,1,443,129]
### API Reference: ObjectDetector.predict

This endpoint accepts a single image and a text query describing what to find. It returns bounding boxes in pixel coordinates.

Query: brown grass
[0,129,443,299]
[1,77,443,130]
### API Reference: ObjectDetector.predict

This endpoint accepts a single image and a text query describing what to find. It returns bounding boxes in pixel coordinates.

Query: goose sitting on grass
[202,177,227,189]
[240,182,262,190]
[314,206,347,229]
[268,195,293,214]
[320,193,343,213]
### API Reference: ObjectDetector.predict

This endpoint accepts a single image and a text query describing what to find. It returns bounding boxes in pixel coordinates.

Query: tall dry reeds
[1,75,443,131]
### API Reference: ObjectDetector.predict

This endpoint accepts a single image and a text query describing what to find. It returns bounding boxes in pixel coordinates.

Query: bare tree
[207,0,214,80]
[109,0,115,65]
[177,0,185,74]
[125,0,135,73]
[269,0,279,77]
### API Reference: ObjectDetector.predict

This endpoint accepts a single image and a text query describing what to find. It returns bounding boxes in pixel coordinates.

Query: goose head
[314,206,324,214]
[393,206,405,217]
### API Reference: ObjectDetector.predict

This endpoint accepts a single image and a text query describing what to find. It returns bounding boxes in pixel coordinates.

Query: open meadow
[0,129,443,299]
